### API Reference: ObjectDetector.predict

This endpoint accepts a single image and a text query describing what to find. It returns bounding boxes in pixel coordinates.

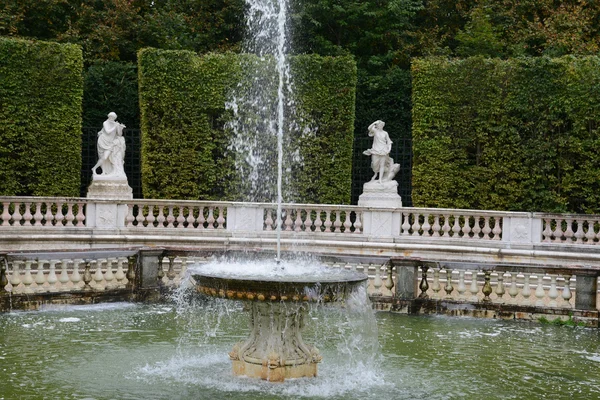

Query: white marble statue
[363,120,400,183]
[92,112,126,179]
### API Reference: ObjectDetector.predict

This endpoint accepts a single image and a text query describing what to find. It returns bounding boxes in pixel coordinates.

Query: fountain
[196,0,369,382]
[191,258,367,381]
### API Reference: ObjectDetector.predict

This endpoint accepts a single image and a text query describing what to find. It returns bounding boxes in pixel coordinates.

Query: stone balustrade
[1,197,86,227]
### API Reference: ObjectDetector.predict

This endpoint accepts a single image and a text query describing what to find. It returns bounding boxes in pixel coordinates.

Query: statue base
[87,176,133,200]
[357,180,402,208]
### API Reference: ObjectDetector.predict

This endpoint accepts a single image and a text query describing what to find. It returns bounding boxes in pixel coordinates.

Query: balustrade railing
[400,208,505,240]
[124,200,228,230]
[1,252,137,294]
[540,214,600,245]
[0,197,86,227]
[262,205,363,233]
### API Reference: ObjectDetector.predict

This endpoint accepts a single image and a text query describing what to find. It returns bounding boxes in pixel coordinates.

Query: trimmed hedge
[412,56,600,213]
[138,49,356,203]
[0,37,83,196]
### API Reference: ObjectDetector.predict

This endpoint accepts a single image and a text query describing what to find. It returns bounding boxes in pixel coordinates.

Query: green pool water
[1,300,599,400]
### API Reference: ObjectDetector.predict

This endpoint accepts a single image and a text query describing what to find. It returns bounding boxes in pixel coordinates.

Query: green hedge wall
[0,37,83,196]
[138,48,356,203]
[412,56,600,214]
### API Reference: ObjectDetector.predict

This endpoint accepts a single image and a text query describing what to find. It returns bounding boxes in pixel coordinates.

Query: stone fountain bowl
[193,268,368,303]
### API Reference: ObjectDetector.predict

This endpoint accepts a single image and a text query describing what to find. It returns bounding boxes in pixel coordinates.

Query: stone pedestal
[229,302,321,382]
[86,177,133,229]
[357,180,402,208]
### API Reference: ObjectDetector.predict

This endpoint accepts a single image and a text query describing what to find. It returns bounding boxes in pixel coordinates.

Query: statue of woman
[92,112,126,178]
[363,120,398,183]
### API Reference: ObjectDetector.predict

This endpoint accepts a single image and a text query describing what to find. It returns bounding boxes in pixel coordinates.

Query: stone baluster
[508,272,518,304]
[54,202,65,226]
[284,210,294,231]
[207,207,215,229]
[542,218,552,242]
[451,216,461,237]
[294,209,303,232]
[574,219,584,244]
[469,271,479,302]
[156,206,166,228]
[431,215,441,237]
[548,275,559,307]
[442,214,451,237]
[75,202,85,226]
[126,256,136,288]
[564,218,574,242]
[305,209,314,232]
[521,273,531,305]
[33,202,44,226]
[178,256,189,285]
[561,274,573,308]
[494,272,505,303]
[372,264,382,296]
[44,202,55,226]
[457,270,467,300]
[83,261,93,291]
[385,266,395,295]
[314,210,323,232]
[410,213,420,236]
[71,259,83,290]
[585,221,596,244]
[166,206,175,228]
[125,204,135,226]
[333,211,342,233]
[157,256,165,285]
[167,256,177,283]
[353,211,362,234]
[421,213,431,237]
[176,207,186,228]
[264,209,274,231]
[11,203,22,226]
[418,266,429,298]
[461,216,472,238]
[22,260,34,293]
[115,258,126,288]
[59,259,71,291]
[444,269,454,299]
[0,260,7,292]
[104,258,115,289]
[34,259,46,292]
[135,205,145,227]
[217,207,226,229]
[431,267,441,299]
[492,218,502,240]
[197,207,207,229]
[343,211,352,233]
[482,217,492,239]
[185,206,195,229]
[65,203,75,226]
[10,260,21,292]
[146,205,156,227]
[22,202,33,226]
[472,217,482,239]
[535,274,545,306]
[1,202,11,226]
[93,260,104,290]
[324,210,333,232]
[401,212,411,235]
[47,260,58,292]
[482,271,492,302]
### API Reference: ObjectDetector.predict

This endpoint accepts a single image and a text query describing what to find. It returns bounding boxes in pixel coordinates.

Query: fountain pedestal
[229,302,321,382]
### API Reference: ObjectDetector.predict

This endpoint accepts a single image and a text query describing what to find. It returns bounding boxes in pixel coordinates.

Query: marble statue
[91,112,126,179]
[363,120,400,183]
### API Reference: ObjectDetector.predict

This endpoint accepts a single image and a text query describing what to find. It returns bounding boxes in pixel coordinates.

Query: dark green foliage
[412,56,600,213]
[138,49,356,203]
[0,37,82,196]
[83,61,139,128]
